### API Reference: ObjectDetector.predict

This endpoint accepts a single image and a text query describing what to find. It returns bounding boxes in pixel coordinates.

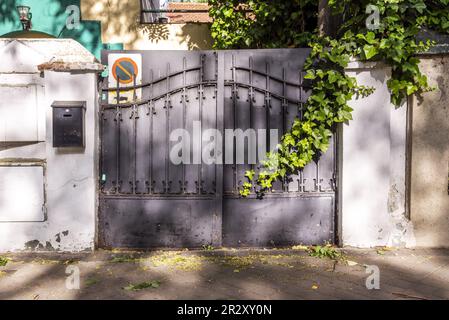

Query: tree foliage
[209,0,317,49]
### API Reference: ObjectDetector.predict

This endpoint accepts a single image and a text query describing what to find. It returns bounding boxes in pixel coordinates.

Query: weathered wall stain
[410,54,449,248]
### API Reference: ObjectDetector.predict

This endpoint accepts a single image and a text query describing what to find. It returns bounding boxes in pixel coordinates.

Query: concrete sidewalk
[0,248,448,300]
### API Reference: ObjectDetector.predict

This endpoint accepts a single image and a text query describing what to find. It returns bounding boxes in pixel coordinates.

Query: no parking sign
[112,57,139,84]
[108,54,142,103]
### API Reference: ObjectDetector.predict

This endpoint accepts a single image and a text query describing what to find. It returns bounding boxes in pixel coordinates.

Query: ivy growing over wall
[208,0,449,196]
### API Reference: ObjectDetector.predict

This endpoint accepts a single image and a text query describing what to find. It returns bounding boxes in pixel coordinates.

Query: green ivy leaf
[363,44,378,60]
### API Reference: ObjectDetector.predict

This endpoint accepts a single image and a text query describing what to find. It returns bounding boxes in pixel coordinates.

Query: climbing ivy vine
[208,0,449,196]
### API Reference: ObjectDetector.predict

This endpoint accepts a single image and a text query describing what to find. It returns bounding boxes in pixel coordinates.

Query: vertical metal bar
[198,54,205,194]
[99,82,105,193]
[299,170,305,192]
[165,63,171,193]
[282,68,287,192]
[282,68,287,134]
[265,61,271,155]
[214,53,219,194]
[297,70,303,192]
[249,57,255,103]
[232,54,238,193]
[133,72,137,99]
[248,56,254,192]
[214,50,225,247]
[115,74,121,194]
[148,70,154,194]
[181,57,187,194]
[132,74,138,194]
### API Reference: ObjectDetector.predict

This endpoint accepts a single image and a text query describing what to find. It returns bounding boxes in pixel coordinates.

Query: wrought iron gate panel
[99,49,336,248]
[221,50,335,246]
[222,50,309,194]
[99,51,221,248]
[101,52,219,197]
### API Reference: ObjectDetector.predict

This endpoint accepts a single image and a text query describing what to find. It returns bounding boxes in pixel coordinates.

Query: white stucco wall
[341,61,414,248]
[0,39,101,252]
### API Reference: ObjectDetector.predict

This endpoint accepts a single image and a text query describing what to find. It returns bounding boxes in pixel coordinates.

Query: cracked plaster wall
[410,55,449,248]
[0,40,98,252]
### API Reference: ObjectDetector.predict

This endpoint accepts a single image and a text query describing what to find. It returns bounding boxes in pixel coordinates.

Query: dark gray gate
[99,49,336,248]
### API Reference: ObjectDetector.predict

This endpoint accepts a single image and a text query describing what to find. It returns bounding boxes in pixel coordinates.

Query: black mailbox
[51,101,86,148]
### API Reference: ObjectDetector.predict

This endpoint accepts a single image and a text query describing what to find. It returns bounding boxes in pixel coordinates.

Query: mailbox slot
[51,101,86,148]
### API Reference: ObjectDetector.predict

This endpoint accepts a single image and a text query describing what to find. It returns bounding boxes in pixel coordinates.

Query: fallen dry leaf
[292,245,308,251]
[346,260,358,266]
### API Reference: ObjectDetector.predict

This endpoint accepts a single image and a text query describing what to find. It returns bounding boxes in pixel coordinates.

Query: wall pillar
[341,61,415,247]
[410,55,449,248]
[0,39,102,252]
[42,71,99,251]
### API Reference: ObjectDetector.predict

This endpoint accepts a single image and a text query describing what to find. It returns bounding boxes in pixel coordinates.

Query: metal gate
[99,49,336,248]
